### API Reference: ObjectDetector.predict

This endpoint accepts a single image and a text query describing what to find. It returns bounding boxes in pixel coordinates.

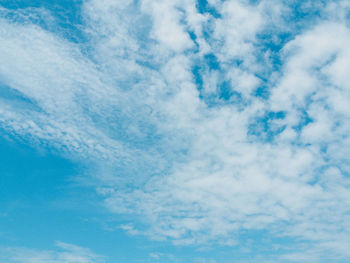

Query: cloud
[0,242,105,263]
[1,0,350,262]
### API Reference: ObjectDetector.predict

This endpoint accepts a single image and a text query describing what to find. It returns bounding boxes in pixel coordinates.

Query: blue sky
[1,0,350,262]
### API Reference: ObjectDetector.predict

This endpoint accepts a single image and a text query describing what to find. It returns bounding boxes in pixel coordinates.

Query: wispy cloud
[0,242,105,263]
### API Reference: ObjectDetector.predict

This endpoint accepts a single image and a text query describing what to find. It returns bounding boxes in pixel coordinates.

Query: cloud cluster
[1,0,350,261]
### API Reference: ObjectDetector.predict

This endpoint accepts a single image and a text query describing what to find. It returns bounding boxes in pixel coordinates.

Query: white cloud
[214,0,263,62]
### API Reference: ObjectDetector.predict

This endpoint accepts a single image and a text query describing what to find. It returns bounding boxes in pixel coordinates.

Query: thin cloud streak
[0,242,105,263]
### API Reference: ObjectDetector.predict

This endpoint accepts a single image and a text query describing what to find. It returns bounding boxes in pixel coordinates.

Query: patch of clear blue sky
[0,134,178,262]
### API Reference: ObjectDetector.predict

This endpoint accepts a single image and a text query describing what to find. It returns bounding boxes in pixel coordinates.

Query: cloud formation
[1,0,350,261]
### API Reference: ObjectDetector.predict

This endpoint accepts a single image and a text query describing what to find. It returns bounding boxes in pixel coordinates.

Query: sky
[0,0,350,262]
